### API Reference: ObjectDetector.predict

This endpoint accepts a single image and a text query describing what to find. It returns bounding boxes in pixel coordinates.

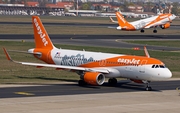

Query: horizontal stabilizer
[7,50,41,55]
[108,26,117,29]
[109,16,118,23]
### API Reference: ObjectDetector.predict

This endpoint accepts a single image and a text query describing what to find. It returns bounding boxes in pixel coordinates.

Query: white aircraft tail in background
[3,16,172,91]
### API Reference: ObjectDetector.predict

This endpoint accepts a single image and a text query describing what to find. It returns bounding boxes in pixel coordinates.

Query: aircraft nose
[172,14,176,19]
[162,68,172,79]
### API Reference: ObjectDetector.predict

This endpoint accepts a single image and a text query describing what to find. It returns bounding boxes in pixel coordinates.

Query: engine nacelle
[160,23,170,29]
[83,72,105,85]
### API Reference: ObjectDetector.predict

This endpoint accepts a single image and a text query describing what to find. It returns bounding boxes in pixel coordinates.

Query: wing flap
[8,49,41,55]
[19,62,109,73]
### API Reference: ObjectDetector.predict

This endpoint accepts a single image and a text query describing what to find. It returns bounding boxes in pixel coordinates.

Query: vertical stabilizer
[115,12,135,30]
[116,12,128,27]
[32,16,54,49]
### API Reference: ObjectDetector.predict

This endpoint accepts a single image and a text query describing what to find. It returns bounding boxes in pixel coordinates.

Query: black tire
[153,30,157,33]
[146,87,152,91]
[140,29,144,33]
[78,80,87,86]
[108,78,117,86]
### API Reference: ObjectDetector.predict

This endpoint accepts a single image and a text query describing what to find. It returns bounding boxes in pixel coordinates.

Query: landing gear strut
[146,82,152,91]
[108,78,117,86]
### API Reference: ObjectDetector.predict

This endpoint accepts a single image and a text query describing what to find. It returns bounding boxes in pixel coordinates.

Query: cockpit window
[152,65,166,68]
[159,65,165,68]
[152,65,155,68]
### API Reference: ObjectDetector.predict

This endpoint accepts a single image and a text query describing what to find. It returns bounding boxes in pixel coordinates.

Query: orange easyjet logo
[117,58,140,65]
[34,18,48,46]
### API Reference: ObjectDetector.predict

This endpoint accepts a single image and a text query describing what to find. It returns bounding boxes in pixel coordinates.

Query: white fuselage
[47,48,172,81]
[127,14,176,30]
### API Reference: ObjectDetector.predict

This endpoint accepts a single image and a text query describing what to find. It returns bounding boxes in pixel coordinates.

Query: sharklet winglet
[144,46,150,58]
[3,48,13,61]
[3,48,20,63]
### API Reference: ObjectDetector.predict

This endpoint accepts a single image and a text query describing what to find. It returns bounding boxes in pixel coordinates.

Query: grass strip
[125,40,180,48]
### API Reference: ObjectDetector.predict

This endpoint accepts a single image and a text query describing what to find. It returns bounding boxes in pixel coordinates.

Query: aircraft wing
[3,48,109,74]
[18,62,109,73]
[144,22,167,29]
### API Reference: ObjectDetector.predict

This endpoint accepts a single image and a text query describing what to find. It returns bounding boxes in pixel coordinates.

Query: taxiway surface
[1,34,180,51]
[0,80,180,98]
[1,80,180,113]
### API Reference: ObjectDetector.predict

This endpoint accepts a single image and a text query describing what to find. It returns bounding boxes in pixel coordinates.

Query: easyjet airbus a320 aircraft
[110,12,176,33]
[3,16,172,91]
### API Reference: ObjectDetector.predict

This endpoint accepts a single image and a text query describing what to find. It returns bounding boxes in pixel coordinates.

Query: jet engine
[160,23,170,29]
[83,72,105,85]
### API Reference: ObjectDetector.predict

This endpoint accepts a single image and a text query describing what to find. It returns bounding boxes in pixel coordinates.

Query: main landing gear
[78,79,87,86]
[153,29,157,33]
[78,78,152,91]
[140,29,158,33]
[108,78,117,86]
[153,26,157,33]
[140,29,145,33]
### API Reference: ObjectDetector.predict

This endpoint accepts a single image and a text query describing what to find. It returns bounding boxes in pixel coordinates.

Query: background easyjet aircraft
[3,16,172,91]
[110,12,176,33]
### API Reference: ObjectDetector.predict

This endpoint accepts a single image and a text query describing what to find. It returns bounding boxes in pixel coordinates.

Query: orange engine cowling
[84,72,105,85]
[130,79,144,84]
[160,23,170,29]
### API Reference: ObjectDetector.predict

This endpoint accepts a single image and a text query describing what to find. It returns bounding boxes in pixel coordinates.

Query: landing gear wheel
[153,29,157,33]
[145,81,152,91]
[108,78,117,86]
[140,29,144,33]
[78,80,87,86]
[146,86,152,91]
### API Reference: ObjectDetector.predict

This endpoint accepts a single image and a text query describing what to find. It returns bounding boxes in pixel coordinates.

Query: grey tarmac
[0,83,180,113]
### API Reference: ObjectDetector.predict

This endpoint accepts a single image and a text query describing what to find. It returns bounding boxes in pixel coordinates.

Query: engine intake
[84,72,105,85]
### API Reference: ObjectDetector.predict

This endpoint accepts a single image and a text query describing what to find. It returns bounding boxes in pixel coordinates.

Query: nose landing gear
[146,82,152,91]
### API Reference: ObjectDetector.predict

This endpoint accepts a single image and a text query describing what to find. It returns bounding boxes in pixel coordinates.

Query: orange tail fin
[116,12,128,27]
[115,12,135,30]
[32,16,54,49]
